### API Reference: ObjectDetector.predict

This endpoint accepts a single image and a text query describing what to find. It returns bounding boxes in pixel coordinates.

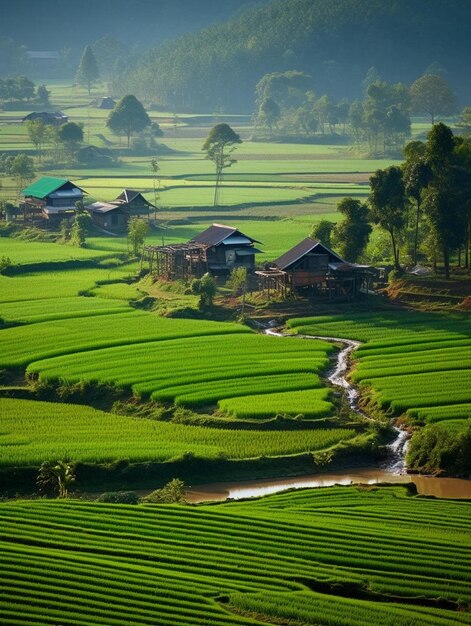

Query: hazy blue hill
[120,0,471,111]
[0,0,266,49]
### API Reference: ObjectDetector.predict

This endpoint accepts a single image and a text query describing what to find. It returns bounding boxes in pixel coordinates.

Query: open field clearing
[0,398,352,466]
[0,485,470,625]
[287,312,471,428]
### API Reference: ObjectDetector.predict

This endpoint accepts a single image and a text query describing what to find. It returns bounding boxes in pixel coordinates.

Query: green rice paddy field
[288,312,471,429]
[0,485,470,625]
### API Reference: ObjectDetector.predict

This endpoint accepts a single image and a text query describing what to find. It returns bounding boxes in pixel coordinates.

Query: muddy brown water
[186,470,471,503]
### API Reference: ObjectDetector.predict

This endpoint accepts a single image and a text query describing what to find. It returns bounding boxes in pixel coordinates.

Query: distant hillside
[1,0,265,51]
[119,0,471,112]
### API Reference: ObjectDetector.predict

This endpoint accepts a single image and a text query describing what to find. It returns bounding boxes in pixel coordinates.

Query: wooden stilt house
[142,223,263,279]
[257,237,371,299]
[20,177,86,222]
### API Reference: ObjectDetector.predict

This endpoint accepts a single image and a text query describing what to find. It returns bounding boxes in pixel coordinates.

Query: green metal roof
[21,177,72,199]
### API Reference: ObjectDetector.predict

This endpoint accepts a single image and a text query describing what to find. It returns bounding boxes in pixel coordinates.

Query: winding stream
[186,327,471,502]
[266,327,409,472]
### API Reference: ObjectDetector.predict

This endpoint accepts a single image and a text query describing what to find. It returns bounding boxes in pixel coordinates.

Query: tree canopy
[107,95,151,147]
[202,124,242,206]
[76,45,99,95]
[369,166,407,270]
[410,74,457,124]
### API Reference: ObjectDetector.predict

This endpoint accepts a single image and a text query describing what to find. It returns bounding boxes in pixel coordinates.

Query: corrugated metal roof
[221,236,252,245]
[191,223,261,246]
[236,247,263,255]
[86,202,119,214]
[21,177,84,199]
[273,237,344,270]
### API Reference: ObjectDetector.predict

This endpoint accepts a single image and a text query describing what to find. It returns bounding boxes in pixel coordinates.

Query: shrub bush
[96,491,139,504]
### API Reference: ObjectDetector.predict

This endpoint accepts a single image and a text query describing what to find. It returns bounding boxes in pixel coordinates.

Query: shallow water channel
[187,329,471,503]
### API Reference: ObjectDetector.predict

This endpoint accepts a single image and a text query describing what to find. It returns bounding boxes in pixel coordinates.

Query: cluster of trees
[255,71,348,137]
[371,123,471,277]
[407,420,471,476]
[0,37,28,76]
[0,76,49,106]
[312,124,471,277]
[0,153,35,190]
[312,199,372,264]
[22,119,84,164]
[255,69,458,156]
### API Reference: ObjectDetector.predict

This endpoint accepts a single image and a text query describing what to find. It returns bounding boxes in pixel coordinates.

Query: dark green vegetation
[120,0,471,110]
[288,311,471,475]
[1,486,470,625]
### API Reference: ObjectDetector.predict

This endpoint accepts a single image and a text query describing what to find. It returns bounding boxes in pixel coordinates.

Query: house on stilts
[20,177,86,222]
[256,237,372,299]
[142,223,263,280]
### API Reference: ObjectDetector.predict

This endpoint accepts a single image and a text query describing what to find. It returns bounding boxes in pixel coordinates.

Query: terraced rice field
[0,485,469,625]
[0,295,130,324]
[0,238,114,265]
[0,265,140,303]
[287,311,471,428]
[22,323,334,414]
[0,398,353,466]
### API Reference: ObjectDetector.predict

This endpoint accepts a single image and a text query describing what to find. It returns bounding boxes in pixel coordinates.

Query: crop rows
[219,388,333,419]
[287,311,471,426]
[0,311,250,368]
[0,296,130,324]
[407,403,471,424]
[0,398,352,466]
[0,265,139,304]
[0,485,469,625]
[21,330,333,417]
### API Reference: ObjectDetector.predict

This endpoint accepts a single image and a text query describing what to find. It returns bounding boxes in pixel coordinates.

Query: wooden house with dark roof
[257,237,371,299]
[190,223,263,273]
[142,223,263,280]
[20,177,86,221]
[86,189,156,232]
[22,111,68,126]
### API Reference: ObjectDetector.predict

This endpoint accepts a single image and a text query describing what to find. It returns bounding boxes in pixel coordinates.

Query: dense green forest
[117,0,471,111]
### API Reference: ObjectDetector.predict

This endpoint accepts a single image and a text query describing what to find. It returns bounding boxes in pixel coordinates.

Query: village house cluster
[19,176,371,299]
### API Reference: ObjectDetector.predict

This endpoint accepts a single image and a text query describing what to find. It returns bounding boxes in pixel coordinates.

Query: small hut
[22,111,68,126]
[94,97,116,109]
[87,189,156,231]
[257,237,371,299]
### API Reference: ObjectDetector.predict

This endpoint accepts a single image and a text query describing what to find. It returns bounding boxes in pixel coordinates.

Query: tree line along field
[0,485,470,626]
[287,312,471,430]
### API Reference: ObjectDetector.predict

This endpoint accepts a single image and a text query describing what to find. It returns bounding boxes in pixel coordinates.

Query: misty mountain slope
[0,0,266,50]
[119,0,471,111]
